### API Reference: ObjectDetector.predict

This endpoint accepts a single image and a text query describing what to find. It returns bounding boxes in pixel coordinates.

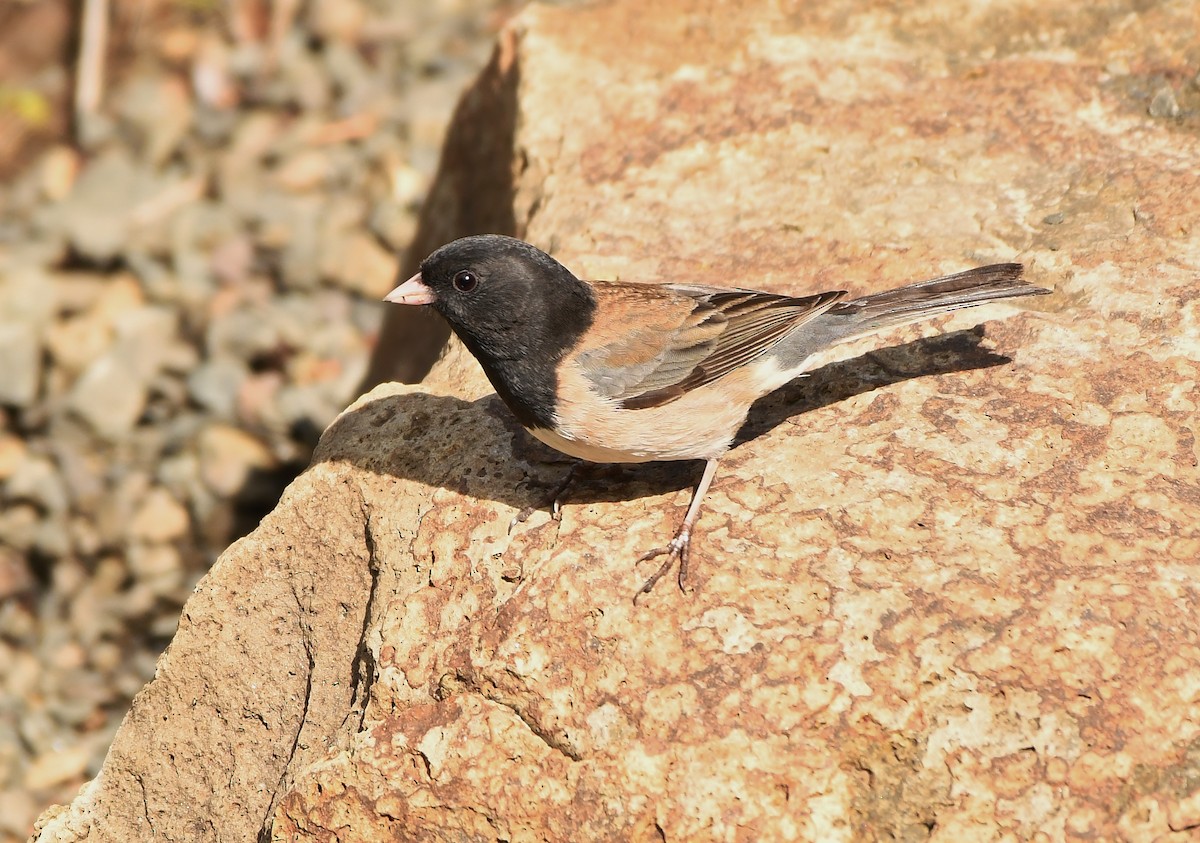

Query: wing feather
[575,283,846,410]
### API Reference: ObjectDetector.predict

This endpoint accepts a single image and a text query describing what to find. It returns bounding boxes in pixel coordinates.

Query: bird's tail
[821,263,1049,343]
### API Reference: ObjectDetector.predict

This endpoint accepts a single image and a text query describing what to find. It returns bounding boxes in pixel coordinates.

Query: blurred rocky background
[0,0,512,837]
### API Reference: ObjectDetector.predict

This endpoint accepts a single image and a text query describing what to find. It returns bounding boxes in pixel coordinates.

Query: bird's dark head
[387,235,594,358]
[384,234,596,428]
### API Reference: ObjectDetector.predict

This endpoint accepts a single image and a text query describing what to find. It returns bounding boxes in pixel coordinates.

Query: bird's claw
[507,501,565,534]
[633,530,692,602]
[508,462,579,535]
[508,507,534,534]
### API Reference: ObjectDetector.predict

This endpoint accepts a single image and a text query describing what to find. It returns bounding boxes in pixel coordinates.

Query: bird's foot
[508,461,580,534]
[633,528,692,602]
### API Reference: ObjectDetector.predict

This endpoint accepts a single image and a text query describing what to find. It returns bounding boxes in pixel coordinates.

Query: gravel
[0,1,512,838]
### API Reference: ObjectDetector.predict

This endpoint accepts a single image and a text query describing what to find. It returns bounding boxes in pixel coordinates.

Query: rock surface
[33,0,1200,841]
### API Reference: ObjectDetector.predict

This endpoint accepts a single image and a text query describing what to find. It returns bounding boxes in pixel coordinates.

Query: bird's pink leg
[634,458,720,600]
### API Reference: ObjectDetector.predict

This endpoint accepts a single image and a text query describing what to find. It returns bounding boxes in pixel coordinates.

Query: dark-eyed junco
[385,235,1049,596]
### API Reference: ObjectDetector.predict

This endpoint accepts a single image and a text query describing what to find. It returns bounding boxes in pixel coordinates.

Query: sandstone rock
[32,1,1200,842]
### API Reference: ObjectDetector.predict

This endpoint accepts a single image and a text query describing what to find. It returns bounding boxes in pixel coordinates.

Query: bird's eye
[452,270,478,292]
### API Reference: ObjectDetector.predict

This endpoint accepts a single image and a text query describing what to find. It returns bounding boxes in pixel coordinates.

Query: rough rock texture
[34,0,1200,840]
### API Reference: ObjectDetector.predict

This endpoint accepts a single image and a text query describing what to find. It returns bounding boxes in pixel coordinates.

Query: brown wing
[575,282,847,410]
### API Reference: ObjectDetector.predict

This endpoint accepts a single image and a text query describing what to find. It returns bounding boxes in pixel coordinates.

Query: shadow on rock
[317,326,1013,515]
[737,325,1012,446]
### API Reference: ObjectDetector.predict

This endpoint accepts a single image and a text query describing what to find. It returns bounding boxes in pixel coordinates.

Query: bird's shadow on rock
[736,325,1011,446]
[316,327,1011,513]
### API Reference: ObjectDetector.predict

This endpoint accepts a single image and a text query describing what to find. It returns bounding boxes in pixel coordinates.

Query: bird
[384,234,1049,597]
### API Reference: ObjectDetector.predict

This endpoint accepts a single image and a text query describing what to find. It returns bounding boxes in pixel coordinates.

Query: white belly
[524,356,800,464]
[526,425,659,463]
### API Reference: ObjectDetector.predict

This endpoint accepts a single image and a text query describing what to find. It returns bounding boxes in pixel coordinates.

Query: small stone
[160,342,201,375]
[52,149,138,263]
[158,26,200,62]
[50,438,105,512]
[0,434,29,481]
[66,305,179,439]
[119,583,160,619]
[45,311,114,378]
[50,556,89,601]
[0,548,34,600]
[89,556,128,600]
[127,544,184,594]
[0,262,55,327]
[205,306,282,361]
[274,149,333,192]
[209,235,254,286]
[47,673,106,727]
[197,424,278,496]
[228,112,286,165]
[67,350,149,439]
[39,145,80,202]
[93,273,146,323]
[236,371,284,427]
[50,642,86,671]
[1042,212,1065,225]
[277,37,332,111]
[321,230,398,297]
[128,487,191,543]
[33,516,73,559]
[187,357,248,419]
[277,200,323,289]
[6,455,69,514]
[390,163,425,207]
[0,504,39,552]
[274,383,335,441]
[69,516,102,557]
[3,651,40,701]
[369,199,418,251]
[324,42,376,111]
[23,745,92,791]
[112,306,179,378]
[0,324,41,406]
[307,0,367,44]
[89,642,122,673]
[193,34,239,110]
[50,271,107,313]
[150,612,181,639]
